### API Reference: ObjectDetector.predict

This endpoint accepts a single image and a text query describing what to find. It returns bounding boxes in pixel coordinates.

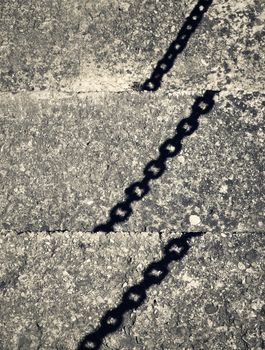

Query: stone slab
[0,91,264,233]
[0,231,264,349]
[0,0,264,93]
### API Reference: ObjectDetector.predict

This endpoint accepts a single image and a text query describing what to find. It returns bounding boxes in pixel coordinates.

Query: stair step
[0,91,263,233]
[0,231,264,349]
[0,1,263,93]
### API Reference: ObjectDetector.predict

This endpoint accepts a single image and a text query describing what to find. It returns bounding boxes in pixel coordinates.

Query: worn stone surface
[0,0,264,92]
[0,0,264,349]
[0,91,264,233]
[0,231,264,349]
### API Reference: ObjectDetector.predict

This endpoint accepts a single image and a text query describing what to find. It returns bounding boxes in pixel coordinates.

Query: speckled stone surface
[0,0,264,349]
[0,231,264,349]
[0,91,264,233]
[0,0,264,92]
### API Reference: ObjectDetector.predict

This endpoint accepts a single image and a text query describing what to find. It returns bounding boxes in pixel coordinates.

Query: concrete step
[0,231,264,350]
[0,0,263,93]
[1,1,264,350]
[0,90,264,233]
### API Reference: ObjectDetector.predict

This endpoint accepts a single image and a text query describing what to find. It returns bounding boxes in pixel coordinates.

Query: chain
[93,90,218,233]
[140,0,213,91]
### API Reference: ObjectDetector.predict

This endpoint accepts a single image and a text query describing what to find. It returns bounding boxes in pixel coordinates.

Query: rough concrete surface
[0,0,264,349]
[0,232,264,350]
[0,91,264,233]
[0,0,264,92]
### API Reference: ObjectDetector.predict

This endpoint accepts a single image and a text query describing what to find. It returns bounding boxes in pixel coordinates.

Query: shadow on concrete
[93,90,218,233]
[77,231,204,350]
[79,91,218,347]
[133,0,213,92]
[78,3,216,347]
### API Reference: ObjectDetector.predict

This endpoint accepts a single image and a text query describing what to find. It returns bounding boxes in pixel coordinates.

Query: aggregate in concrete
[0,0,264,93]
[0,91,264,233]
[0,231,264,349]
[0,0,264,349]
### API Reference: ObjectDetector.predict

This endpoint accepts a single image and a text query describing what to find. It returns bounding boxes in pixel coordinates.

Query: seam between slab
[0,87,264,101]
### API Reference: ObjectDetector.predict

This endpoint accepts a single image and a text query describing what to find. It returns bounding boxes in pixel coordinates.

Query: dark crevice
[16,229,68,236]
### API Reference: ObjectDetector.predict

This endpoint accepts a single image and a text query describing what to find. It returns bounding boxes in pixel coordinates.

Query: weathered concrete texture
[0,231,264,349]
[0,1,264,349]
[0,0,264,92]
[0,91,264,233]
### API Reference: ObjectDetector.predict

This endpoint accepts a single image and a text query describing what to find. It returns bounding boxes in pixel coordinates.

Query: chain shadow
[93,90,218,233]
[78,90,218,348]
[78,3,215,347]
[77,231,204,350]
[134,0,213,92]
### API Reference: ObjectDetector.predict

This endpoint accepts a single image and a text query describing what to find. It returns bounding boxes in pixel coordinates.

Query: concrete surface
[0,91,264,233]
[0,0,264,349]
[0,231,264,350]
[0,0,264,93]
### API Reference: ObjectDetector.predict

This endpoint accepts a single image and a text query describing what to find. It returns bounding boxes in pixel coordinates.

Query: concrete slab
[0,1,264,349]
[0,91,264,233]
[0,231,264,349]
[0,0,264,93]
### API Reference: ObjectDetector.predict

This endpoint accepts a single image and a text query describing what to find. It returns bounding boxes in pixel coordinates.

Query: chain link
[122,284,147,308]
[125,180,150,201]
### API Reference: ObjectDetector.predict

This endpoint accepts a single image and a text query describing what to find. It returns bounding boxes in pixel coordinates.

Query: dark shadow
[135,0,213,92]
[93,90,219,233]
[78,3,216,346]
[77,231,204,350]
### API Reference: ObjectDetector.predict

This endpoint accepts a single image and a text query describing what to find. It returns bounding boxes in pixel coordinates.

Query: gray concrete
[0,0,264,93]
[0,0,264,349]
[0,231,264,350]
[0,91,264,233]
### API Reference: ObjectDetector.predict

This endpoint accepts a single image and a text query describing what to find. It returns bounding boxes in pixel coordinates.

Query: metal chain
[80,1,216,349]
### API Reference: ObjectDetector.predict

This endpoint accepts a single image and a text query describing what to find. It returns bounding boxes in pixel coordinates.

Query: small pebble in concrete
[219,184,228,193]
[189,215,201,225]
[205,303,218,315]
[238,262,246,270]
[178,155,185,163]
